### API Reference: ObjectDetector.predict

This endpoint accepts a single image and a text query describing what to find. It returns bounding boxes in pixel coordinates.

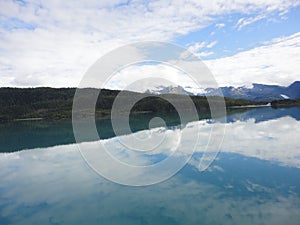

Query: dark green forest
[0,87,266,121]
[271,99,300,108]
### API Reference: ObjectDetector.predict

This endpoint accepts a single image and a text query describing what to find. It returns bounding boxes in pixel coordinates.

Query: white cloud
[187,42,208,52]
[206,41,218,48]
[205,32,300,87]
[188,40,217,52]
[95,31,300,91]
[186,41,217,59]
[195,51,215,58]
[235,15,266,30]
[104,63,196,92]
[0,0,299,87]
[215,23,225,28]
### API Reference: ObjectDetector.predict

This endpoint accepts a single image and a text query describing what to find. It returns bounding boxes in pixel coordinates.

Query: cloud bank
[0,0,299,87]
[206,32,300,87]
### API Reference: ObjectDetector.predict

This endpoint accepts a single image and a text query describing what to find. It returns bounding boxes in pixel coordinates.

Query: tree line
[0,87,265,121]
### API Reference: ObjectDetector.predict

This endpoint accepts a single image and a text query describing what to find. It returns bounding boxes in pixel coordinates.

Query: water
[0,107,300,225]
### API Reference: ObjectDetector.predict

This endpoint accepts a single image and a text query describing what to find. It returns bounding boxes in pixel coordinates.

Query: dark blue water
[0,107,300,225]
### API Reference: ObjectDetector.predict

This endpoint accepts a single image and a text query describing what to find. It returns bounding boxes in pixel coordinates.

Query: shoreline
[228,103,271,109]
[14,117,44,121]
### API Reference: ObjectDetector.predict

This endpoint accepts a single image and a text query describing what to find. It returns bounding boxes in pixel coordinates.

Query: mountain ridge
[146,81,300,102]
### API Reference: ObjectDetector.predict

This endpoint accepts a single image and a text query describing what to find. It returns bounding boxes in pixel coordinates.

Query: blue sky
[0,0,300,88]
[177,6,300,59]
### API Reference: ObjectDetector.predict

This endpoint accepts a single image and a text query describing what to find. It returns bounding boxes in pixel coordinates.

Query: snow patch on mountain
[280,94,290,99]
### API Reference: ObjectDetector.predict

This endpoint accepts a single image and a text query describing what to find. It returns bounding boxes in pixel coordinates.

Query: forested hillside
[0,87,265,121]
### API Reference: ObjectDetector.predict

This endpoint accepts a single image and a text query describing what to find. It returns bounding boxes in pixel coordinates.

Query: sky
[0,0,300,89]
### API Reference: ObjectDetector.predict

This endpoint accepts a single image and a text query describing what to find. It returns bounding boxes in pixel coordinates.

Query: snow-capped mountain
[145,81,300,102]
[145,85,194,95]
[205,81,300,102]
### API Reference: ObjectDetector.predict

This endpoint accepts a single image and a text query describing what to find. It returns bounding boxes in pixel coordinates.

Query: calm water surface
[0,107,300,225]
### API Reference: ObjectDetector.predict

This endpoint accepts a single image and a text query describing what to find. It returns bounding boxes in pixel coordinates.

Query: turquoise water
[0,107,300,224]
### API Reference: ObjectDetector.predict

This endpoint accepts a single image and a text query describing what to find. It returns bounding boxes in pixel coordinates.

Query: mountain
[145,85,193,95]
[207,82,300,102]
[146,81,300,102]
[285,81,300,99]
[204,84,286,102]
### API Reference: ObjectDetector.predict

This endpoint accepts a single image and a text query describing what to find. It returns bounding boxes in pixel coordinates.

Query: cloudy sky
[0,0,300,88]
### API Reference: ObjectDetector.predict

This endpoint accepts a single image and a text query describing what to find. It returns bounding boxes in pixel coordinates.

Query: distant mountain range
[145,81,300,102]
[145,85,194,95]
